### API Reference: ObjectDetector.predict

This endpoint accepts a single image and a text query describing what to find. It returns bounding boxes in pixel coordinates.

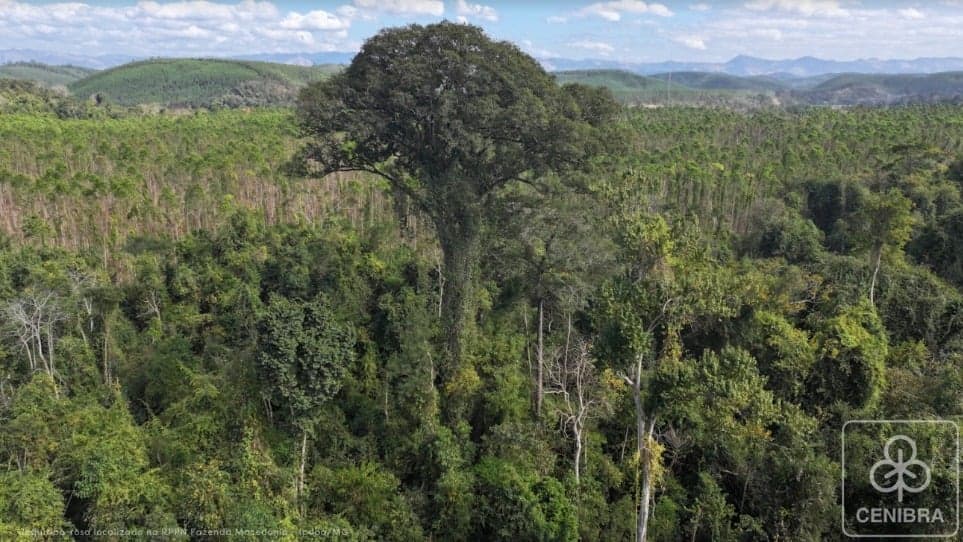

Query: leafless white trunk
[3,291,65,395]
[298,430,308,514]
[869,244,883,306]
[546,338,604,485]
[536,298,545,417]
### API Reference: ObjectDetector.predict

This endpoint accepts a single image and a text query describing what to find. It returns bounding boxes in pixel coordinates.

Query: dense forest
[2,22,963,541]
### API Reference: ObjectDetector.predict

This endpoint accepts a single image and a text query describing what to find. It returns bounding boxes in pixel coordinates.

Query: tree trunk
[47,326,55,379]
[636,413,655,542]
[298,430,308,512]
[103,316,111,386]
[574,428,583,485]
[536,298,544,417]
[632,357,655,542]
[437,214,481,381]
[869,244,883,306]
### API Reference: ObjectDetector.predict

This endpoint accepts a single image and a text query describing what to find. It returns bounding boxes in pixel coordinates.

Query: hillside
[0,62,96,86]
[68,58,340,108]
[554,69,698,104]
[554,69,662,90]
[800,71,963,104]
[556,68,963,106]
[0,79,106,118]
[648,71,785,92]
[554,69,783,106]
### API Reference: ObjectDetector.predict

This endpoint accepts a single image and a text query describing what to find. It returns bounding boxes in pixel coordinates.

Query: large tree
[256,294,354,508]
[295,21,617,376]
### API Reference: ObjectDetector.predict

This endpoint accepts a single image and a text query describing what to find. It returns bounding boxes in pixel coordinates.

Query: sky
[1,0,962,62]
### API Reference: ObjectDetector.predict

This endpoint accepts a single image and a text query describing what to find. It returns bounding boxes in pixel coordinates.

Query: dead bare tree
[141,290,163,323]
[3,290,66,395]
[545,337,606,485]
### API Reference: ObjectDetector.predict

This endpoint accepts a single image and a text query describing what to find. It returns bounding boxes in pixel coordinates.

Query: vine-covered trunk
[632,354,655,542]
[437,209,481,381]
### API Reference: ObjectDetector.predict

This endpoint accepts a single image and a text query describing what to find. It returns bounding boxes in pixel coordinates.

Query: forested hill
[552,69,779,106]
[0,62,95,87]
[4,60,958,109]
[797,71,963,104]
[67,58,340,108]
[558,68,963,106]
[647,71,785,92]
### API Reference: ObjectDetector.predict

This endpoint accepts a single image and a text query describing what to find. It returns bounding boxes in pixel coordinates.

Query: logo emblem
[869,435,931,502]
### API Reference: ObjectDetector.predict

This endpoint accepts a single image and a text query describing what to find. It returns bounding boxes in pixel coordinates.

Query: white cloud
[351,0,444,17]
[898,8,925,19]
[751,28,783,40]
[554,1,673,23]
[1,0,961,66]
[677,5,963,62]
[336,5,360,19]
[136,1,234,21]
[673,35,707,50]
[690,3,711,11]
[0,0,356,56]
[744,0,850,18]
[455,0,498,22]
[570,40,615,54]
[280,9,349,30]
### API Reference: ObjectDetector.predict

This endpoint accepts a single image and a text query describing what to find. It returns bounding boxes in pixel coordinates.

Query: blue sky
[1,0,962,62]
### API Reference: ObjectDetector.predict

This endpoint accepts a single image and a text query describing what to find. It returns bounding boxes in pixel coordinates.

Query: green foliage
[809,301,889,412]
[0,468,71,540]
[297,21,618,379]
[256,294,355,427]
[738,310,817,401]
[0,79,101,117]
[59,394,175,531]
[471,457,577,542]
[309,462,422,541]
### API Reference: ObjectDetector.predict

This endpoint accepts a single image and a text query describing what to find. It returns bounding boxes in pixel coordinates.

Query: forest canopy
[0,21,963,542]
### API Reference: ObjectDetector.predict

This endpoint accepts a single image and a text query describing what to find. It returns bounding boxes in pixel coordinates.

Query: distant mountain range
[0,49,135,70]
[3,54,963,109]
[0,49,354,71]
[5,49,963,78]
[233,52,356,66]
[546,55,963,77]
[555,69,963,107]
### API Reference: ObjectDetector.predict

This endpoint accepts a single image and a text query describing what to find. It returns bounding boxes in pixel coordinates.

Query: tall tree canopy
[295,21,618,377]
